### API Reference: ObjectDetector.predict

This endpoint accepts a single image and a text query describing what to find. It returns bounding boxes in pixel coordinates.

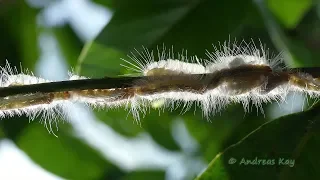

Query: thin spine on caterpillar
[0,40,319,133]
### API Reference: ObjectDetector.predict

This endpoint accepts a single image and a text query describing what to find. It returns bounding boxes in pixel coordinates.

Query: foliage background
[0,0,319,179]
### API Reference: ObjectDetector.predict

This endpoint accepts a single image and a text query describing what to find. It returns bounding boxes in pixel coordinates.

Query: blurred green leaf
[255,0,320,67]
[120,170,165,180]
[78,0,258,77]
[93,0,114,9]
[184,104,268,161]
[77,42,126,77]
[9,0,39,69]
[0,126,4,139]
[267,0,312,28]
[0,0,39,69]
[196,104,320,180]
[0,116,30,142]
[94,109,144,137]
[52,24,84,67]
[17,124,117,180]
[95,107,181,150]
[143,112,180,151]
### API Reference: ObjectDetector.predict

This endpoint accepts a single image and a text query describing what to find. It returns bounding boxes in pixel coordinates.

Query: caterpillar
[0,40,319,133]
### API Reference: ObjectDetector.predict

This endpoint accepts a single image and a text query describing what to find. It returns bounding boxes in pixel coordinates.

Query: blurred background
[0,0,319,179]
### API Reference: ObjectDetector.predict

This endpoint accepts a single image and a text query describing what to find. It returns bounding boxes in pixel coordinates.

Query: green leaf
[255,0,320,67]
[0,0,39,69]
[0,126,4,139]
[267,0,313,28]
[52,24,84,67]
[119,170,165,180]
[77,0,258,77]
[17,124,118,180]
[196,104,320,180]
[184,103,269,161]
[93,0,115,9]
[77,42,126,77]
[94,109,144,137]
[143,112,180,151]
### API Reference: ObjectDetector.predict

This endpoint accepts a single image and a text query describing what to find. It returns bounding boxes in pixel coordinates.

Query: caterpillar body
[0,41,320,131]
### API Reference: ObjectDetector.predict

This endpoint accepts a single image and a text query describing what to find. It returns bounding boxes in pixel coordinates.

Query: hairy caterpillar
[0,40,320,133]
